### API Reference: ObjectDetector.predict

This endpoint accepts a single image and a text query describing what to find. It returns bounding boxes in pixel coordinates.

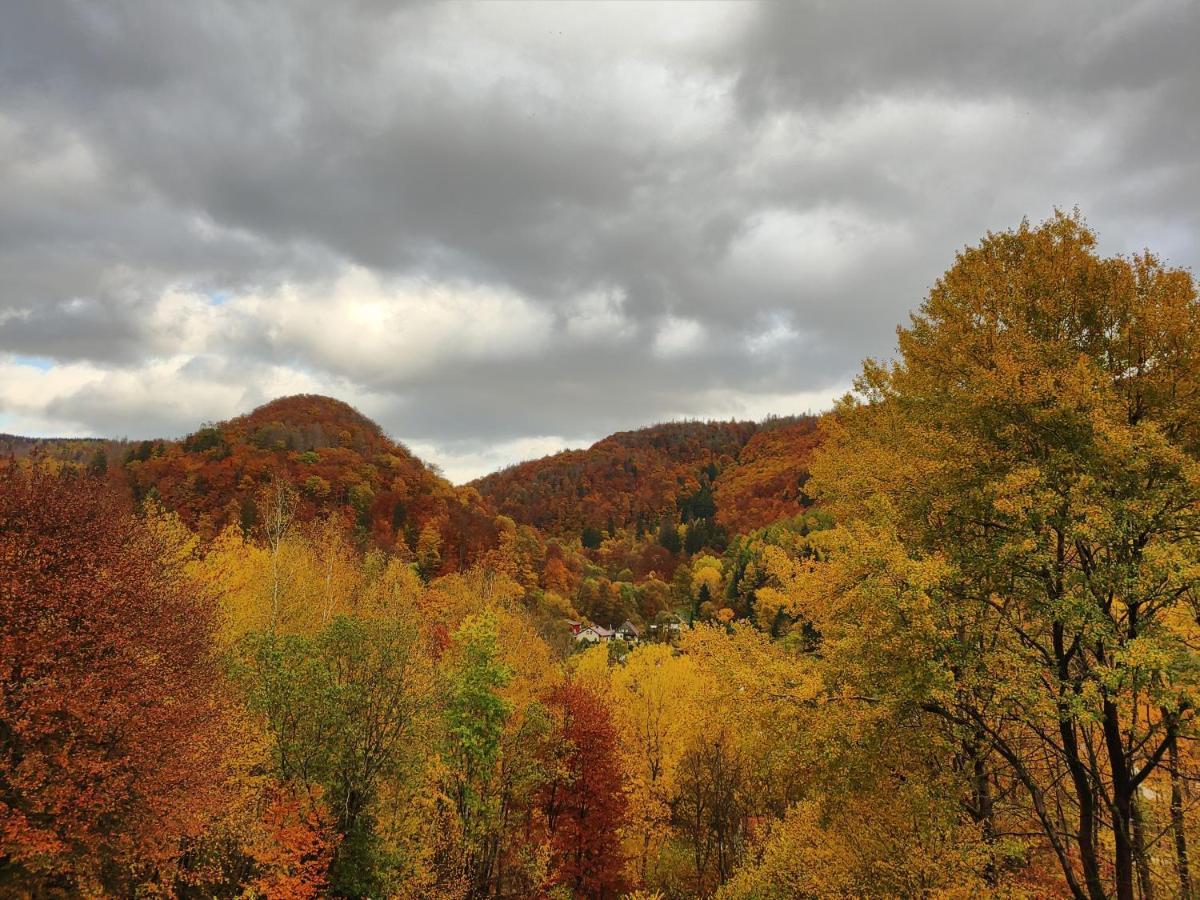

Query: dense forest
[4,212,1200,898]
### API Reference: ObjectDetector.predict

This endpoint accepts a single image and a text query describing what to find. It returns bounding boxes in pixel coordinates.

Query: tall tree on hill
[257,475,297,631]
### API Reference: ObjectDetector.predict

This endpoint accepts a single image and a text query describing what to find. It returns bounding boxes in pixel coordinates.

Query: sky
[1,1,1197,482]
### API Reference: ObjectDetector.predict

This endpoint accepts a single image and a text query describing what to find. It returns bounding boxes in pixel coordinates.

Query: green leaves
[445,612,513,773]
[234,614,428,894]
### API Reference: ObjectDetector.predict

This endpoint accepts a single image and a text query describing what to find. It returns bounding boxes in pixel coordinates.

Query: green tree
[86,446,108,476]
[658,516,682,554]
[581,525,604,550]
[442,612,513,896]
[238,615,430,896]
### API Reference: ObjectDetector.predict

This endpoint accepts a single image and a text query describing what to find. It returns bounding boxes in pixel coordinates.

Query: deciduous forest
[4,212,1200,898]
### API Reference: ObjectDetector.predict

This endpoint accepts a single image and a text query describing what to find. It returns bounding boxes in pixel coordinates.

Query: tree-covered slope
[471,416,820,537]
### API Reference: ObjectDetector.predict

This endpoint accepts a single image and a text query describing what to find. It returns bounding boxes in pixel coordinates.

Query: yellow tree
[690,554,724,622]
[307,513,359,625]
[808,211,1200,900]
[416,522,443,580]
[679,624,821,826]
[200,522,350,641]
[605,623,828,895]
[716,792,991,900]
[745,545,804,634]
[608,643,709,885]
[484,515,541,592]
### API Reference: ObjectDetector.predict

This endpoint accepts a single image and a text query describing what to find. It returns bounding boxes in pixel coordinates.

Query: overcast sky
[1,1,1196,481]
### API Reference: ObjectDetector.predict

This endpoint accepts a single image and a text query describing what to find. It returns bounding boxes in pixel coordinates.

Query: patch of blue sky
[12,355,53,371]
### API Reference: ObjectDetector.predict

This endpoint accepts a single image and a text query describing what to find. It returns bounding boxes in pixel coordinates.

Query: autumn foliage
[0,467,233,895]
[473,417,819,539]
[124,395,500,573]
[711,419,819,534]
[543,682,626,898]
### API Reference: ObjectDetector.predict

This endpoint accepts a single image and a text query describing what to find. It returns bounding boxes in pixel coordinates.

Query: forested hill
[471,415,821,537]
[140,395,507,568]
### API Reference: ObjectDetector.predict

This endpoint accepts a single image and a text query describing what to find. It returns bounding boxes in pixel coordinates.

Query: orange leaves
[248,787,338,900]
[713,420,821,534]
[542,681,627,897]
[473,420,777,537]
[120,394,500,572]
[0,467,237,892]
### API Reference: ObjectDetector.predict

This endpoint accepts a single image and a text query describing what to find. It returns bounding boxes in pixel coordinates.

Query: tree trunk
[965,733,998,884]
[1103,696,1135,900]
[1169,727,1193,899]
[1131,793,1154,900]
[1062,721,1108,900]
[1056,621,1107,900]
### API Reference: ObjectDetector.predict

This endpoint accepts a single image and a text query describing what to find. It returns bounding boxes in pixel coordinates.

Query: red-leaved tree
[0,467,232,894]
[542,681,626,898]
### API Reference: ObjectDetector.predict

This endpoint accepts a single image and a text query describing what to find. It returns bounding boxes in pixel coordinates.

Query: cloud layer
[1,0,1196,480]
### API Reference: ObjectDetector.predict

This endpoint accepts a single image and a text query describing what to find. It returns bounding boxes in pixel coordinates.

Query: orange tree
[0,467,233,894]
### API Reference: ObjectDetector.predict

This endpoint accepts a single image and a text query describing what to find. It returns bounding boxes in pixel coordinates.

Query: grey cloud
[730,1,1197,113]
[0,0,1196,478]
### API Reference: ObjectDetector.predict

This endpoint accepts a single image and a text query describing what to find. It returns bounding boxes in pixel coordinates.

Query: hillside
[471,415,820,537]
[712,419,821,533]
[121,395,498,571]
